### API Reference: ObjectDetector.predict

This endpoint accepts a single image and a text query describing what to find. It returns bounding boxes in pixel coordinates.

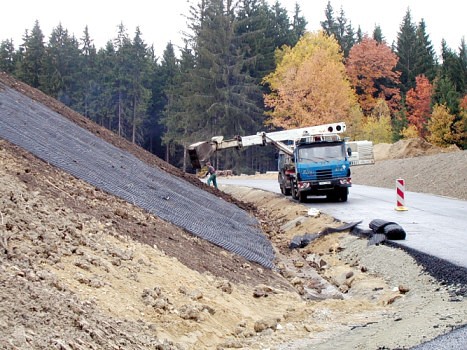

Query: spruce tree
[291,3,307,45]
[153,42,180,161]
[40,23,81,106]
[395,8,419,93]
[113,23,133,138]
[17,20,45,88]
[78,26,98,119]
[94,42,118,129]
[0,39,17,74]
[414,19,437,81]
[127,27,152,144]
[456,38,467,94]
[441,40,464,93]
[373,25,384,44]
[321,1,338,39]
[320,3,354,57]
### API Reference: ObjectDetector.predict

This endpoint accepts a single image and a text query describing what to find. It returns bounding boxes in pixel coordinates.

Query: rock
[254,318,278,333]
[399,285,410,294]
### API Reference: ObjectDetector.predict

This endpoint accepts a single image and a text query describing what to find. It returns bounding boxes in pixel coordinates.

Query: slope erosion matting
[0,83,275,268]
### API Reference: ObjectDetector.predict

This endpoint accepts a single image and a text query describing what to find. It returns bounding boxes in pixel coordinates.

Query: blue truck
[188,122,374,203]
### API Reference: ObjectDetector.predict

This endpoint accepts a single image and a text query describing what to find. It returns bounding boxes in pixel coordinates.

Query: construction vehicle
[188,122,374,202]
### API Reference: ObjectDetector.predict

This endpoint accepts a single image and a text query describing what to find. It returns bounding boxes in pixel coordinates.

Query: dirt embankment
[1,72,466,349]
[352,139,467,200]
[2,137,466,350]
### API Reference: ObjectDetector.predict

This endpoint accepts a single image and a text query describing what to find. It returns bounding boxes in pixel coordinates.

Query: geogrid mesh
[0,84,275,268]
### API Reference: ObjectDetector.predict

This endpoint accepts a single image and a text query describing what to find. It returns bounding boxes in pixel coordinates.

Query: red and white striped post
[395,178,408,211]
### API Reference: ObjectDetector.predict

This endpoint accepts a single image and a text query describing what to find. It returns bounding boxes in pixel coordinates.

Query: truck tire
[339,188,348,202]
[280,184,291,196]
[326,191,338,202]
[291,180,299,200]
[279,174,291,196]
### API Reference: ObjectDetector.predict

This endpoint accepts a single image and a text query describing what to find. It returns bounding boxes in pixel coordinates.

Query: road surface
[219,178,467,269]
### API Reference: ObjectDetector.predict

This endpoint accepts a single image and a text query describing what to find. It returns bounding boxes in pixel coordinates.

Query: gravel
[351,146,467,349]
[351,149,467,201]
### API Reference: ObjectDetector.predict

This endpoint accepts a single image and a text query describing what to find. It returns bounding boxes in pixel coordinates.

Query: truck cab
[278,135,351,202]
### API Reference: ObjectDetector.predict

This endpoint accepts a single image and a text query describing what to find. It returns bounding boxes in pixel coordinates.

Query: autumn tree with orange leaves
[346,37,401,116]
[405,74,433,138]
[262,31,357,129]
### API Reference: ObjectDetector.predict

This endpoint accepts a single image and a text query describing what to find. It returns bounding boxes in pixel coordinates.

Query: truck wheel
[280,184,286,195]
[298,191,307,203]
[339,188,348,202]
[291,180,299,200]
[326,191,339,202]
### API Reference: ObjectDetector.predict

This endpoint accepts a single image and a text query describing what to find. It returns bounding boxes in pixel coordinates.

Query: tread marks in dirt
[0,84,275,269]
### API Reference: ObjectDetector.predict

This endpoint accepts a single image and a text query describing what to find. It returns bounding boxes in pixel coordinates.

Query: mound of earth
[1,72,466,349]
[352,149,467,200]
[373,138,460,161]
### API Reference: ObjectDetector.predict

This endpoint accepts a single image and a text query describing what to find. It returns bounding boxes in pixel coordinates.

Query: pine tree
[320,2,355,57]
[372,25,384,44]
[321,1,338,40]
[395,9,419,93]
[155,42,181,162]
[126,27,152,144]
[436,41,462,115]
[113,23,133,138]
[336,7,355,57]
[460,38,467,94]
[290,3,307,45]
[17,20,46,88]
[0,39,17,74]
[236,0,274,79]
[414,19,437,81]
[94,42,118,129]
[162,0,267,171]
[78,26,98,119]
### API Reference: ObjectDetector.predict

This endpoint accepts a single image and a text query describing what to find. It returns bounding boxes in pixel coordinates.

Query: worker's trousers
[207,174,217,189]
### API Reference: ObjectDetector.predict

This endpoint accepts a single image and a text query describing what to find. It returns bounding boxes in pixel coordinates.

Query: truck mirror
[347,147,352,157]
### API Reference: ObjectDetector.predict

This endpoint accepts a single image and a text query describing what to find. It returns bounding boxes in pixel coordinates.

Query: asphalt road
[219,178,467,269]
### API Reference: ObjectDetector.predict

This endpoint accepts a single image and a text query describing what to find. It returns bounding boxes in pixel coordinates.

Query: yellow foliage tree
[346,105,365,140]
[452,95,467,147]
[401,124,419,139]
[361,99,393,143]
[427,104,455,147]
[262,31,357,129]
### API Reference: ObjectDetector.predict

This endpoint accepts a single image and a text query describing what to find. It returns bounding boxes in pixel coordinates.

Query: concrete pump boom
[188,122,347,169]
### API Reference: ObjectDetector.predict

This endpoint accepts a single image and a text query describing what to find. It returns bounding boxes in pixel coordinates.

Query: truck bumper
[298,178,351,194]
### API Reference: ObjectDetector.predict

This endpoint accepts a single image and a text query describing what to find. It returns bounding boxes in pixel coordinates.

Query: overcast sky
[1,0,465,58]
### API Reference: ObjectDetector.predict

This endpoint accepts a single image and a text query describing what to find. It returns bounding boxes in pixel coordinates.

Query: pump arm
[188,122,346,169]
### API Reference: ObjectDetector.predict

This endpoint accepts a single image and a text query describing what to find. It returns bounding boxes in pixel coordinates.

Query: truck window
[298,144,345,163]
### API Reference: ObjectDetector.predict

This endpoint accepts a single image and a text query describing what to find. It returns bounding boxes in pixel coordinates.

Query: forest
[1,0,466,174]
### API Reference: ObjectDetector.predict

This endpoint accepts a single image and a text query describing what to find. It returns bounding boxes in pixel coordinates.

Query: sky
[1,0,465,58]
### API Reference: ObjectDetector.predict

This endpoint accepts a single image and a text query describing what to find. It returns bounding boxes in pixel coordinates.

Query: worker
[206,161,218,189]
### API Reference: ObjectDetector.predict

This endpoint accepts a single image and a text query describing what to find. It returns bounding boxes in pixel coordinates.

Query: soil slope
[1,72,466,349]
[352,140,467,200]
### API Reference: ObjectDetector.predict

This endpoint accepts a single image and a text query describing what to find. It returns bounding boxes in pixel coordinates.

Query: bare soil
[1,72,466,349]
